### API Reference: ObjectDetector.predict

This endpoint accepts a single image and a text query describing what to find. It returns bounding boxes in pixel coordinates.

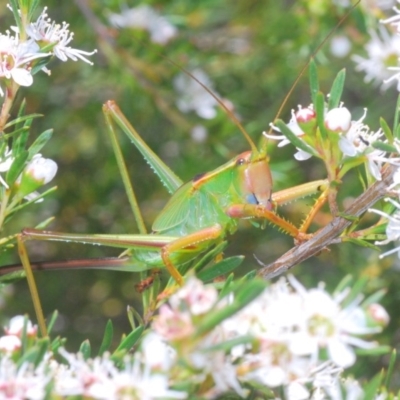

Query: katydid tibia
[14,100,328,290]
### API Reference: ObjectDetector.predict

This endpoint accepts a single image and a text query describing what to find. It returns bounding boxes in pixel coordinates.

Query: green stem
[0,189,11,231]
[0,82,19,132]
[17,235,48,337]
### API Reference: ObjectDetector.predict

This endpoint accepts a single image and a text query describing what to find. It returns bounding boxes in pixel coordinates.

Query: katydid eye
[236,158,245,166]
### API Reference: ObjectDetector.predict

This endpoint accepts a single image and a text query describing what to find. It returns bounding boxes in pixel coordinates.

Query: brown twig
[257,164,397,279]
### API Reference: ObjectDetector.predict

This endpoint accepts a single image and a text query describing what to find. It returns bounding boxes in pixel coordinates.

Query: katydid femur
[12,100,328,337]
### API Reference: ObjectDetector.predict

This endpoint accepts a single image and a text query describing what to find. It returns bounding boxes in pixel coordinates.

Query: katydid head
[236,151,273,210]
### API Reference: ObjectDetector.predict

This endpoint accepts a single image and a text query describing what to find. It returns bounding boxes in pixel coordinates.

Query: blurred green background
[0,0,399,383]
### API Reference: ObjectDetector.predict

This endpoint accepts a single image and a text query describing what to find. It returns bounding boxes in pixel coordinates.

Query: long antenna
[157,54,259,156]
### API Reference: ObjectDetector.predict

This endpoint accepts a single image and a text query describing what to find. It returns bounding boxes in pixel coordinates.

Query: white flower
[169,276,218,315]
[381,0,400,33]
[0,147,14,188]
[0,32,49,95]
[289,276,381,368]
[24,154,58,185]
[0,356,50,400]
[365,148,389,180]
[336,108,391,180]
[323,376,364,400]
[338,109,372,156]
[5,315,37,337]
[352,25,400,90]
[26,7,97,65]
[264,108,313,161]
[140,333,175,371]
[325,107,352,132]
[370,197,400,258]
[174,69,219,119]
[0,335,21,352]
[108,5,177,45]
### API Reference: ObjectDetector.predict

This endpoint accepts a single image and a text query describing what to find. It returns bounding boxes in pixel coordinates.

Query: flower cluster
[151,276,387,399]
[352,25,400,90]
[352,0,400,90]
[0,277,389,399]
[265,103,392,181]
[0,6,96,96]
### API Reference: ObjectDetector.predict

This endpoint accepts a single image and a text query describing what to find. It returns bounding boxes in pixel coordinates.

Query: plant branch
[257,164,397,279]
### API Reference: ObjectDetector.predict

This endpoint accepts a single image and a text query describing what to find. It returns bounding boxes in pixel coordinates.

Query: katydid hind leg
[103,103,148,236]
[103,101,183,195]
[161,224,224,287]
[17,235,48,337]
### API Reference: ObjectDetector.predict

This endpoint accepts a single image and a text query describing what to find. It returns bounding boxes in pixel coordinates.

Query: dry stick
[257,164,397,280]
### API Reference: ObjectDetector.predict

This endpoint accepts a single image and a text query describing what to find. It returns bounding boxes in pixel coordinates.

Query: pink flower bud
[295,107,316,124]
[324,107,352,132]
[366,303,390,327]
[4,315,37,337]
[0,335,21,352]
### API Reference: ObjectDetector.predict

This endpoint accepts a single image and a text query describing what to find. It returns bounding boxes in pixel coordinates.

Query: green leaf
[98,320,113,356]
[204,335,255,353]
[315,91,329,141]
[8,0,23,35]
[380,117,393,144]
[275,120,318,157]
[362,289,386,307]
[218,273,235,299]
[243,270,257,280]
[372,141,397,153]
[343,237,381,251]
[47,310,59,335]
[197,256,244,282]
[5,187,57,220]
[17,338,50,368]
[309,59,319,104]
[356,345,391,356]
[28,0,41,20]
[127,305,144,330]
[364,372,383,400]
[4,114,42,130]
[0,271,26,284]
[31,58,51,76]
[193,241,228,274]
[113,325,144,355]
[341,276,368,308]
[384,349,397,389]
[28,129,53,158]
[393,94,400,138]
[6,150,29,186]
[79,339,91,360]
[336,211,359,222]
[328,69,346,109]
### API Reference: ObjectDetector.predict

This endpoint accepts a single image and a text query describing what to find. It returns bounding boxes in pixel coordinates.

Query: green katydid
[17,99,329,291]
[5,90,329,337]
